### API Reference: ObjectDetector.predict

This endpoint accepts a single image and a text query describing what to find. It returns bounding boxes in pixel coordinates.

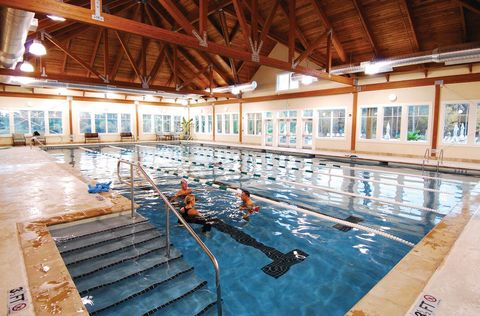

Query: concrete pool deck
[0,144,479,315]
[0,147,133,315]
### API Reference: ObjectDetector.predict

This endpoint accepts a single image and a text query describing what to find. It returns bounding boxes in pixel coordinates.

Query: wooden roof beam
[398,0,420,52]
[288,0,296,66]
[232,0,251,49]
[294,30,327,67]
[1,0,353,85]
[148,45,166,85]
[86,29,103,77]
[352,0,379,57]
[44,33,107,81]
[114,31,144,84]
[460,0,480,15]
[309,0,347,62]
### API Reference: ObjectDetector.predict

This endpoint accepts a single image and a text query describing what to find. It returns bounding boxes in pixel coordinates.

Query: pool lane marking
[178,145,466,184]
[111,146,445,213]
[79,147,415,247]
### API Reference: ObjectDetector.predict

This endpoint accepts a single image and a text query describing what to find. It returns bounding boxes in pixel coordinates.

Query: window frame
[316,107,347,139]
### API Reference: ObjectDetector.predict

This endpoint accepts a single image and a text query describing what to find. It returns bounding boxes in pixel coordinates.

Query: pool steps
[50,215,218,316]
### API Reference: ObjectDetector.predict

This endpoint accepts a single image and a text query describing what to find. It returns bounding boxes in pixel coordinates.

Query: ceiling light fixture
[29,39,47,56]
[363,61,392,75]
[47,15,66,22]
[20,61,34,72]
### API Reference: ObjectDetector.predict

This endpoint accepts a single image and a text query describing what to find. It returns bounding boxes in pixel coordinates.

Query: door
[302,119,313,148]
[278,118,297,147]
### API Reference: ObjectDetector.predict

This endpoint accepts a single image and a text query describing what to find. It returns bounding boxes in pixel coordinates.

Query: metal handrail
[116,159,222,315]
[422,148,430,171]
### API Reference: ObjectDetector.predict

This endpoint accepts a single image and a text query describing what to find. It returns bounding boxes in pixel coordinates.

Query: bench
[12,133,26,146]
[120,132,134,142]
[84,132,99,143]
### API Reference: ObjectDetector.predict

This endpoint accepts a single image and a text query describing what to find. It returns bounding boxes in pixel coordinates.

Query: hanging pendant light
[20,61,34,72]
[29,39,47,56]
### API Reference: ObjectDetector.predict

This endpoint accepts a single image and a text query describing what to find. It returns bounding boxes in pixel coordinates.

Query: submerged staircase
[50,215,217,316]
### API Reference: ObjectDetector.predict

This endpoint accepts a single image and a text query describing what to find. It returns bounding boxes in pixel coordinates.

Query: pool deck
[0,144,479,316]
[0,147,133,316]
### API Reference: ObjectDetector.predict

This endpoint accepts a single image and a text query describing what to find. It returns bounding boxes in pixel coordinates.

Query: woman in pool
[179,194,211,233]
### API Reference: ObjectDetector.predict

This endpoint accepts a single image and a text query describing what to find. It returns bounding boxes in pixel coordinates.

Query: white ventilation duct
[0,7,36,69]
[209,81,257,95]
[330,47,480,75]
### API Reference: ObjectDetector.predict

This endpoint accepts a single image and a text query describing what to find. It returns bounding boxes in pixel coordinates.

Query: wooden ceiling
[6,0,480,94]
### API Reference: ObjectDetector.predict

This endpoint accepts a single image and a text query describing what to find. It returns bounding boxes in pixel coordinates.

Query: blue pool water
[46,144,478,315]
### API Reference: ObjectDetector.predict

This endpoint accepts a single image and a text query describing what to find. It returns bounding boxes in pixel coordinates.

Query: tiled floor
[0,147,119,316]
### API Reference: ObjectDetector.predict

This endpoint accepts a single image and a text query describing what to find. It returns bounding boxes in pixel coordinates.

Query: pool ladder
[116,159,223,316]
[422,148,444,173]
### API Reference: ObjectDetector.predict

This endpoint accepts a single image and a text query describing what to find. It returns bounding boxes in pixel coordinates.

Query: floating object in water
[88,181,112,193]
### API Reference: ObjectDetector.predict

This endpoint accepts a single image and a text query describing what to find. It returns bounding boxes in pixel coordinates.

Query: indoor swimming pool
[45,143,480,316]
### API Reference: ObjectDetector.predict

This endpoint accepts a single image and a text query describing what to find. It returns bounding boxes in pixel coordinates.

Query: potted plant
[181,118,193,140]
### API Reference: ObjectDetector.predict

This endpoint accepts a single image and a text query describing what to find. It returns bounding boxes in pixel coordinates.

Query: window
[195,116,200,133]
[0,111,9,134]
[383,106,402,140]
[318,109,345,138]
[216,114,223,133]
[408,105,429,141]
[360,107,378,139]
[80,112,92,133]
[224,114,230,134]
[303,109,313,117]
[163,115,171,133]
[207,115,212,133]
[121,113,131,133]
[276,72,299,91]
[30,110,45,134]
[95,113,106,133]
[201,115,206,133]
[232,114,239,134]
[142,114,152,133]
[107,113,118,133]
[247,113,262,135]
[174,116,182,133]
[477,104,480,144]
[154,115,163,133]
[48,111,63,134]
[14,110,29,134]
[443,103,469,144]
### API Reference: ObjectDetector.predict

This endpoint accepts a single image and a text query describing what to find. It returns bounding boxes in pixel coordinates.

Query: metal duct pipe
[0,8,35,69]
[330,47,480,75]
[210,81,257,94]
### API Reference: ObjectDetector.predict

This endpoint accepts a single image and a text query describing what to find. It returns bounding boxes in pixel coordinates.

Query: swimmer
[170,179,192,203]
[179,194,211,233]
[237,189,260,221]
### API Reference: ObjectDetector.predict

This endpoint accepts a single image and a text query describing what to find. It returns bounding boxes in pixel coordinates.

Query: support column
[135,101,139,141]
[67,96,73,142]
[239,102,243,143]
[431,83,442,157]
[350,91,358,151]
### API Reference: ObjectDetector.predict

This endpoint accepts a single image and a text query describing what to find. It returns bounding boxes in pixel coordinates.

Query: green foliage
[407,131,421,141]
[181,118,193,140]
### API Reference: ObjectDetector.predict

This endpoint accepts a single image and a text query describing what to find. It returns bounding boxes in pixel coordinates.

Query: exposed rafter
[398,0,420,52]
[86,30,103,78]
[308,0,347,62]
[352,0,379,57]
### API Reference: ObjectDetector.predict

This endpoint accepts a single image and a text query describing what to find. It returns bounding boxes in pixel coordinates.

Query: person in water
[238,189,260,221]
[170,179,192,204]
[179,194,211,233]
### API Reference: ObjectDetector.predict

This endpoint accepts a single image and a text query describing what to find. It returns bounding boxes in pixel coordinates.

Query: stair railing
[116,159,222,315]
[421,148,430,171]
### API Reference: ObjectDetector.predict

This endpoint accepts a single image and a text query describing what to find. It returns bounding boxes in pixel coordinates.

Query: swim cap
[181,179,188,185]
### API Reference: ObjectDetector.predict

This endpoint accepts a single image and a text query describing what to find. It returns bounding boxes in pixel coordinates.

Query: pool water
[46,144,479,316]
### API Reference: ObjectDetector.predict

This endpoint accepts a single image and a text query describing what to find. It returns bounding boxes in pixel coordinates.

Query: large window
[318,109,345,138]
[276,72,299,91]
[477,104,480,144]
[201,115,206,133]
[216,114,223,133]
[30,110,45,133]
[224,114,230,134]
[382,106,401,140]
[143,114,152,133]
[232,114,239,134]
[48,111,63,134]
[408,105,429,141]
[163,115,171,133]
[195,116,200,133]
[360,107,378,139]
[443,103,469,144]
[121,113,131,133]
[154,115,163,133]
[174,116,182,133]
[14,110,29,134]
[95,113,107,133]
[247,113,262,135]
[80,112,92,133]
[0,111,10,134]
[107,113,118,133]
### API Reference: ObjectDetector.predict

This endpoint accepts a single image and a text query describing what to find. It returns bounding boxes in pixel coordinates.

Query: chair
[120,132,134,142]
[156,133,165,141]
[84,132,100,143]
[12,133,26,146]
